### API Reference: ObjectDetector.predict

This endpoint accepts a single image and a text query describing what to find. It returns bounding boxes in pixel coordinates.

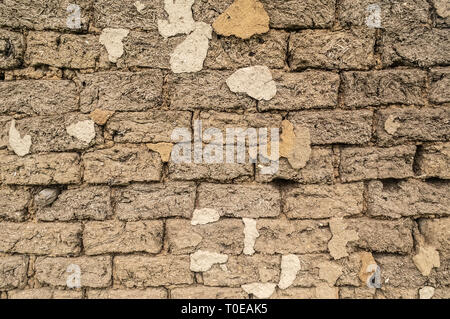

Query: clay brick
[0,29,24,69]
[419,218,450,254]
[430,67,450,104]
[0,80,79,115]
[376,107,450,146]
[340,287,375,299]
[0,152,81,185]
[254,220,331,254]
[197,183,280,218]
[368,179,450,218]
[106,111,191,143]
[376,255,426,288]
[288,110,373,145]
[35,256,112,288]
[171,286,248,299]
[289,28,375,70]
[166,219,244,255]
[83,144,162,185]
[8,288,83,299]
[37,186,111,221]
[341,70,427,107]
[83,221,163,255]
[283,183,364,219]
[87,288,167,299]
[272,288,316,299]
[0,222,82,255]
[259,70,340,111]
[203,255,280,287]
[79,71,164,113]
[0,186,30,221]
[340,145,416,182]
[114,256,193,288]
[0,256,28,290]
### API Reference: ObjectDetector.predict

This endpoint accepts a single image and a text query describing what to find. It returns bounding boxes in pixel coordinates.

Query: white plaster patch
[170,22,212,73]
[8,120,31,157]
[384,115,400,135]
[190,250,228,272]
[66,120,96,144]
[328,218,359,260]
[241,283,276,299]
[226,65,277,101]
[134,1,146,13]
[158,0,196,38]
[419,286,435,299]
[99,28,130,63]
[191,208,220,225]
[242,218,259,255]
[278,254,300,289]
[413,244,440,276]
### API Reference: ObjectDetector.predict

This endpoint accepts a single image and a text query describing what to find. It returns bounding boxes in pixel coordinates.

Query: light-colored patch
[212,0,270,39]
[220,264,229,272]
[384,115,401,135]
[191,208,220,225]
[99,28,130,63]
[318,261,343,286]
[190,250,228,272]
[134,1,146,14]
[34,188,60,207]
[89,109,115,126]
[66,120,96,144]
[158,0,196,38]
[328,218,359,260]
[8,120,32,157]
[419,286,435,299]
[278,254,301,289]
[226,66,277,101]
[413,244,440,276]
[315,282,339,299]
[170,22,212,73]
[241,283,276,299]
[147,143,174,162]
[279,120,311,170]
[242,218,259,255]
[434,0,450,18]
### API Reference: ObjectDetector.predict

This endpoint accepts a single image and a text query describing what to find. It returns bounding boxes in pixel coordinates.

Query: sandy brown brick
[0,152,81,185]
[0,29,24,69]
[83,144,162,185]
[376,255,426,288]
[339,287,375,299]
[37,186,111,221]
[171,286,248,299]
[114,256,193,288]
[0,80,78,115]
[419,218,450,255]
[25,32,101,69]
[430,67,450,104]
[197,183,280,218]
[289,110,373,145]
[87,288,167,299]
[259,70,339,111]
[341,69,427,107]
[8,288,83,299]
[0,186,30,221]
[289,28,375,70]
[83,220,163,255]
[255,220,331,254]
[0,256,28,290]
[368,179,450,219]
[166,219,244,255]
[376,107,450,146]
[0,222,82,255]
[203,255,280,287]
[340,145,416,182]
[283,183,364,219]
[35,256,112,288]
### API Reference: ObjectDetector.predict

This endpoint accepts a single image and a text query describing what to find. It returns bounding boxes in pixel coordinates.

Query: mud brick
[430,67,450,104]
[0,29,24,69]
[0,186,30,221]
[0,256,28,290]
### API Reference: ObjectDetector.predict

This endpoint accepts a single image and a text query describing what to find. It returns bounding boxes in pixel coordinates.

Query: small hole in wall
[248,52,255,57]
[0,73,4,81]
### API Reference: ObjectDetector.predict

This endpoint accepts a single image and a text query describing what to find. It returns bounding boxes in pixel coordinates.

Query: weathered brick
[289,110,373,145]
[376,255,426,288]
[203,255,280,287]
[83,221,163,255]
[259,70,339,111]
[0,256,28,290]
[35,256,112,288]
[197,183,280,218]
[341,69,427,107]
[368,179,450,218]
[166,219,244,255]
[37,186,111,221]
[289,28,375,70]
[376,107,450,146]
[340,145,416,182]
[83,144,162,185]
[419,218,450,254]
[255,220,331,254]
[87,288,167,299]
[0,29,24,69]
[114,256,193,288]
[0,186,30,221]
[0,116,11,149]
[0,222,82,255]
[430,67,450,104]
[0,152,81,185]
[0,80,78,115]
[106,111,191,143]
[340,287,375,299]
[8,288,82,299]
[283,183,364,219]
[171,286,248,299]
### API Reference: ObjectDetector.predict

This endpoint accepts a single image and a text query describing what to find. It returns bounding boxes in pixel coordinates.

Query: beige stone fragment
[384,115,401,135]
[419,286,435,299]
[191,208,220,225]
[66,120,96,144]
[328,218,359,260]
[226,66,276,101]
[318,261,343,286]
[413,244,440,276]
[89,109,115,126]
[241,282,276,299]
[146,143,173,162]
[212,0,270,39]
[134,1,146,14]
[279,120,311,170]
[315,282,338,299]
[278,254,300,289]
[158,0,196,38]
[99,28,130,63]
[8,120,31,157]
[243,218,259,255]
[190,250,228,272]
